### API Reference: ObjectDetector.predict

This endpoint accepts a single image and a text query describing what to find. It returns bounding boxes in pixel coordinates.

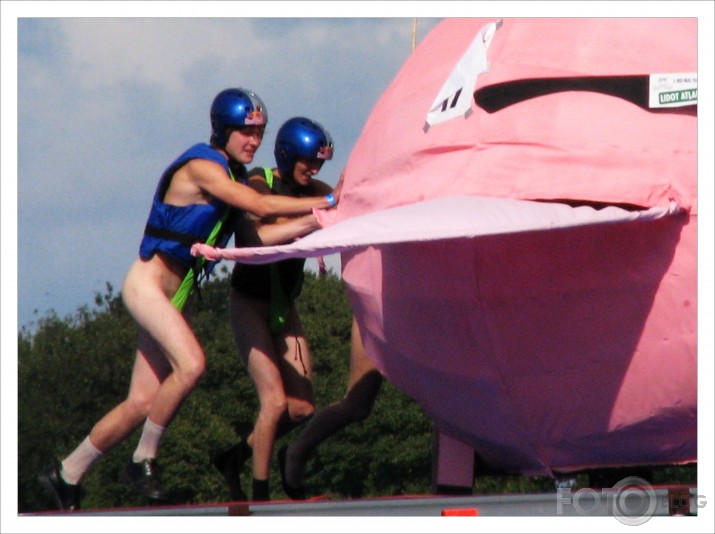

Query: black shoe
[121,458,169,501]
[278,445,306,500]
[38,461,81,511]
[212,441,250,501]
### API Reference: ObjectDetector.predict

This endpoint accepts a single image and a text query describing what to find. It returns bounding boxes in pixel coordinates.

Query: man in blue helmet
[212,117,337,501]
[38,92,338,511]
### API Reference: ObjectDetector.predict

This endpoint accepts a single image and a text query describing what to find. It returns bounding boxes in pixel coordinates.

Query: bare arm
[257,214,320,246]
[187,159,334,218]
[235,172,323,246]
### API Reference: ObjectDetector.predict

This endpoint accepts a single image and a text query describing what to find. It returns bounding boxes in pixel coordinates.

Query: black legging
[283,370,383,487]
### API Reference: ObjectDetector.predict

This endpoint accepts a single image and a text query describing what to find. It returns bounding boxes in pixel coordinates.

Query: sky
[10,11,444,332]
[3,2,714,533]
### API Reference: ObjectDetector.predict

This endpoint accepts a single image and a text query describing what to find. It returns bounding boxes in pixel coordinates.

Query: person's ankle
[252,478,269,501]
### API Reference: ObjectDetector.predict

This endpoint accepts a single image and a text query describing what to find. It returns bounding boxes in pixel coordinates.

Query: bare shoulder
[166,158,228,204]
[181,158,229,185]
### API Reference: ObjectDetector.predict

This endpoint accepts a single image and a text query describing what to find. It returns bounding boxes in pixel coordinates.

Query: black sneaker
[277,445,306,500]
[38,461,81,511]
[212,441,250,501]
[121,458,169,501]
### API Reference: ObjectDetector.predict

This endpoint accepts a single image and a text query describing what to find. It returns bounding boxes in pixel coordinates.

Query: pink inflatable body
[195,18,697,478]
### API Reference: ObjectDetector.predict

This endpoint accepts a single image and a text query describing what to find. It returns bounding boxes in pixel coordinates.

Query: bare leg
[121,269,206,429]
[229,292,295,481]
[43,257,205,508]
[86,332,170,453]
[77,256,204,457]
[274,306,314,424]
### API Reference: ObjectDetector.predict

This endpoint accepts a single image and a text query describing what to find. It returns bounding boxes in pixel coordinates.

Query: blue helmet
[210,88,268,147]
[274,117,334,178]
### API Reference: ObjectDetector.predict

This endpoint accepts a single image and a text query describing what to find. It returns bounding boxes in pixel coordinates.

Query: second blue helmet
[274,117,334,178]
[210,88,268,147]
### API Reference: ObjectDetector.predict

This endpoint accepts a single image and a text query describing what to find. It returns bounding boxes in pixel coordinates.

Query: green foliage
[17,269,435,512]
[18,282,138,512]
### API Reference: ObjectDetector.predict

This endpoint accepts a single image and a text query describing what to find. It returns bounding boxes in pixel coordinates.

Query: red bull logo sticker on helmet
[246,108,267,125]
[318,144,334,160]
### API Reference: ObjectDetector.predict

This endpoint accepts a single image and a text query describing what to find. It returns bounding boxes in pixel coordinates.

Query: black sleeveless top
[230,167,316,302]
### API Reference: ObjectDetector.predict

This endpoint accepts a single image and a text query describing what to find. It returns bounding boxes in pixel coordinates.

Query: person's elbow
[251,197,274,219]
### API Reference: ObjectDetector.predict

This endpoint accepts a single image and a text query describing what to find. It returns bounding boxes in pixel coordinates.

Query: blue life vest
[139,143,238,267]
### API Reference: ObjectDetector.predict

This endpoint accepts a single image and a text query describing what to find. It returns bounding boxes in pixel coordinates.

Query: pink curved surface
[337,18,697,475]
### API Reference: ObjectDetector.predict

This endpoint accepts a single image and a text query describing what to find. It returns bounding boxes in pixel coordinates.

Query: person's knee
[125,391,155,419]
[288,401,315,423]
[174,353,206,390]
[261,395,289,423]
[343,372,381,422]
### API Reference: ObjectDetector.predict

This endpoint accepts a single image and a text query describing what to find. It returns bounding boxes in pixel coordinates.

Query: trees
[17,268,434,512]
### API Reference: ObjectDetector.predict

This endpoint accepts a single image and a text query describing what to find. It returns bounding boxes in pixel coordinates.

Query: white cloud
[59,19,257,93]
[14,15,444,329]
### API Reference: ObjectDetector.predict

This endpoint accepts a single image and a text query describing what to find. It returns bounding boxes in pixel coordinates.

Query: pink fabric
[194,18,697,475]
[326,18,696,223]
[191,198,680,264]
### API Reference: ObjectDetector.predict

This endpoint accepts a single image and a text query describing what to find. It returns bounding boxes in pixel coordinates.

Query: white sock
[60,436,103,485]
[132,418,166,463]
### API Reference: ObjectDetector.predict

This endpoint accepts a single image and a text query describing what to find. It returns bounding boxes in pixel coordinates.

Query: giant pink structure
[194,18,697,489]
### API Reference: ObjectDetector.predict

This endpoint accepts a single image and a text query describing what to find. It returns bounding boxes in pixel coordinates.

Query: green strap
[170,267,197,312]
[170,168,237,311]
[262,167,292,333]
[269,263,291,333]
[264,167,274,189]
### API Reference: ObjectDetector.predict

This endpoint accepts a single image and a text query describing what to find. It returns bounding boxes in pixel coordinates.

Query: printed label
[649,73,697,108]
[424,19,502,130]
